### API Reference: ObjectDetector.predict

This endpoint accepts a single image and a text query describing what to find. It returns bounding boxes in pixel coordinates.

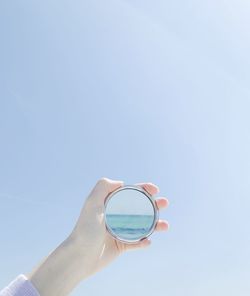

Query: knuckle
[96,177,109,186]
[98,177,110,184]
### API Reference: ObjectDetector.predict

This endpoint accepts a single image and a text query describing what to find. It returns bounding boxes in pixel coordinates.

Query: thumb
[117,238,152,253]
[88,177,124,207]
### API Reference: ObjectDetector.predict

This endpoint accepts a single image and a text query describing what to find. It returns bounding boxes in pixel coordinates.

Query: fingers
[135,182,159,196]
[155,198,169,210]
[135,183,169,230]
[91,179,169,209]
[155,219,169,231]
[89,178,169,225]
[135,182,169,209]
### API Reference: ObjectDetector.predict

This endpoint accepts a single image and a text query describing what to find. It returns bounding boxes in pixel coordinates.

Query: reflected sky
[105,189,154,215]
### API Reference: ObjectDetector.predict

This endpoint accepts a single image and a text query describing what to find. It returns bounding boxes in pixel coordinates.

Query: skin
[26,177,169,296]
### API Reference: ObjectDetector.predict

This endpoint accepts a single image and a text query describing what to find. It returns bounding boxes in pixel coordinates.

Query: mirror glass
[104,186,157,243]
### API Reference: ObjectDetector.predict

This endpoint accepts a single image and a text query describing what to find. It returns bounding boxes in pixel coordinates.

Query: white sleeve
[0,274,40,296]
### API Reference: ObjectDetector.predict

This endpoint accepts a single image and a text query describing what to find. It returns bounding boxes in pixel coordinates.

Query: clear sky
[0,1,250,295]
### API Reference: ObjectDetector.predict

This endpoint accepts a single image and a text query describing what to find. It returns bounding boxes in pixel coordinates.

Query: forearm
[0,178,166,296]
[26,234,87,296]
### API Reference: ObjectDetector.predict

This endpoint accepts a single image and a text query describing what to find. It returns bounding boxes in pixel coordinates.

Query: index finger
[134,182,160,196]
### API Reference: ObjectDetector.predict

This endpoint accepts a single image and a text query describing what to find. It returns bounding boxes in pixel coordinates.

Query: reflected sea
[106,214,154,239]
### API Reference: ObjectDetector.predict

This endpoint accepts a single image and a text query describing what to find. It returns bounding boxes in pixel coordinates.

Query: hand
[70,177,169,276]
[27,177,169,296]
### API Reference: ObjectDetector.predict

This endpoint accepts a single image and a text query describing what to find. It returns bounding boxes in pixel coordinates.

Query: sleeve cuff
[0,274,40,296]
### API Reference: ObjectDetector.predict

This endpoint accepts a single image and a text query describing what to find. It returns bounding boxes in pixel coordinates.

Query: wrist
[27,234,87,296]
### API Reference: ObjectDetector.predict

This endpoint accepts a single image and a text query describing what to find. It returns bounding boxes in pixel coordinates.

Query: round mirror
[104,185,159,244]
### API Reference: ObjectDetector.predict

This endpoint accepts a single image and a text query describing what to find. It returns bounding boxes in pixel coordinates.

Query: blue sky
[0,1,250,295]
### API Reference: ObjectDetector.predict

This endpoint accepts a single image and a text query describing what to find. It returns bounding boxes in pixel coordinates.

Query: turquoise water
[106,214,154,239]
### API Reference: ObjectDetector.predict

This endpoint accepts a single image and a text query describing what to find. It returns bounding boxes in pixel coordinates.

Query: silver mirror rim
[104,184,159,244]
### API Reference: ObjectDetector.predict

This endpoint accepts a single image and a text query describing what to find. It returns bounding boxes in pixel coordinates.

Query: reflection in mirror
[105,187,156,242]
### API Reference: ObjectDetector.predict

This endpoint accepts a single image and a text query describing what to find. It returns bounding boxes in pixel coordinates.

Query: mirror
[104,185,158,243]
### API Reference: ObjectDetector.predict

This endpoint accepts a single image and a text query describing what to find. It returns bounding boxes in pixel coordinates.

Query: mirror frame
[104,184,159,244]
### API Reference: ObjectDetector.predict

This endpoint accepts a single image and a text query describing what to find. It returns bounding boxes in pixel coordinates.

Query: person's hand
[27,177,169,296]
[70,177,169,277]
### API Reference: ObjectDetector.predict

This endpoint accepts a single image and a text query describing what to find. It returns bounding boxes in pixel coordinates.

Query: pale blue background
[1,1,250,295]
